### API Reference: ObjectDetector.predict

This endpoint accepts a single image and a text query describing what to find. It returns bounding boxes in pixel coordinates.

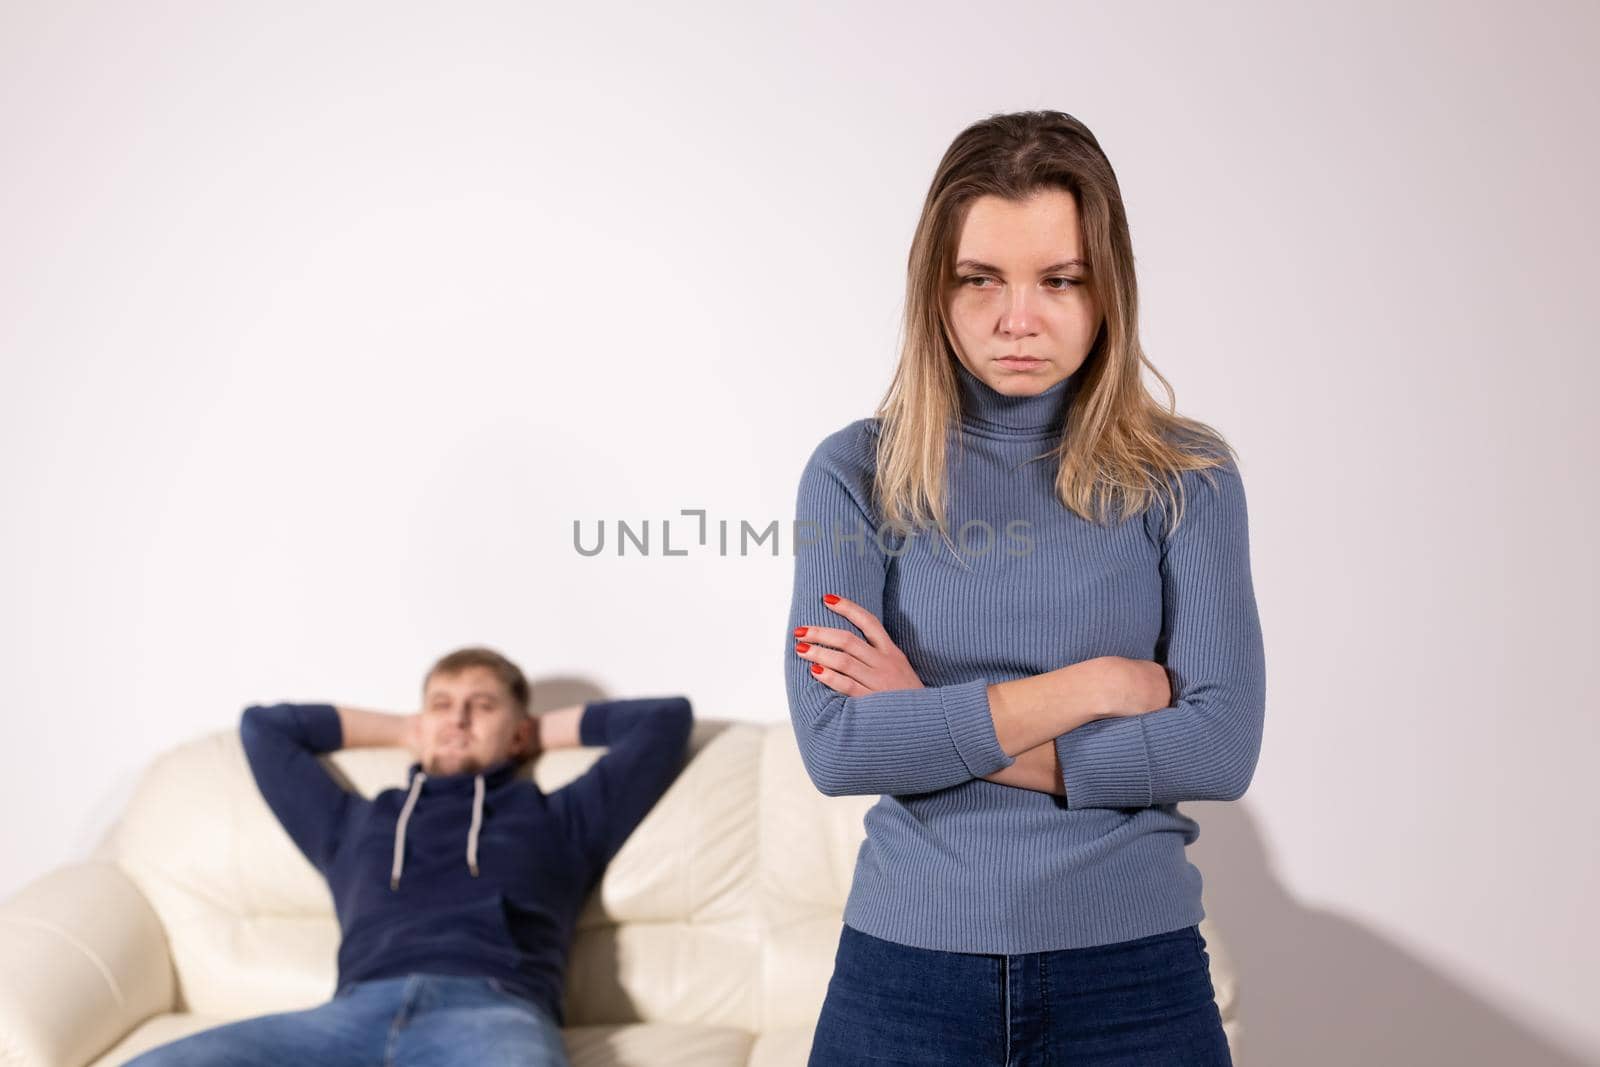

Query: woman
[784,110,1264,1065]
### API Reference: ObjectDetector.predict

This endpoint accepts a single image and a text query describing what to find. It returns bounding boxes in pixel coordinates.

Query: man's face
[418,665,535,776]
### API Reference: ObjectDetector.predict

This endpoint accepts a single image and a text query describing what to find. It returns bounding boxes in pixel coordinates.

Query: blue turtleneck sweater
[783,361,1266,953]
[238,696,693,1025]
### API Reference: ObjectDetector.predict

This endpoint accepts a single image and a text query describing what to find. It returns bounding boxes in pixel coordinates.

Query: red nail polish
[795,642,810,653]
[793,627,808,637]
[823,594,840,605]
[810,663,824,674]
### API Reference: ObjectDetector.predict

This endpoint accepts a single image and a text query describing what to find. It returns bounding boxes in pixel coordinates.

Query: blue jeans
[123,974,569,1067]
[807,923,1232,1066]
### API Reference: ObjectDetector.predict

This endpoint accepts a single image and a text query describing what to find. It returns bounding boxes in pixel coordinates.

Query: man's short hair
[423,646,531,717]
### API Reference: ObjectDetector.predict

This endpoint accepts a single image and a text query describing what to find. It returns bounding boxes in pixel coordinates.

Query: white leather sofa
[0,719,1242,1066]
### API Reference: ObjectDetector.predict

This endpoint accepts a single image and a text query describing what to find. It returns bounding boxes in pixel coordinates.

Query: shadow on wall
[1191,801,1592,1066]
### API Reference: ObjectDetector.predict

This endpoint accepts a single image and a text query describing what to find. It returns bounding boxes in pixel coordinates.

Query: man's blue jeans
[806,923,1233,1066]
[123,974,570,1067]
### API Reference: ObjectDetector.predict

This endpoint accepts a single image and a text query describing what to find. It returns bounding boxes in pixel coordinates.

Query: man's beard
[424,750,486,776]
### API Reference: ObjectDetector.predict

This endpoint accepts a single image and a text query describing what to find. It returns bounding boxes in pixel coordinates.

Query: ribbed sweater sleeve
[1056,458,1267,808]
[785,424,1016,798]
[563,696,694,867]
[238,702,352,870]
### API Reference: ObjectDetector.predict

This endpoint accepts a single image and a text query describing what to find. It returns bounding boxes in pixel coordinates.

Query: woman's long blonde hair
[873,110,1234,542]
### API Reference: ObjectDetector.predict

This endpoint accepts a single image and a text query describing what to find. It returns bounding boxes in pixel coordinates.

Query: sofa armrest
[0,862,175,1067]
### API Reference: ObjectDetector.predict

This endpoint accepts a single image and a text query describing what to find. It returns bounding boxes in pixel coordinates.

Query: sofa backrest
[109,720,865,1031]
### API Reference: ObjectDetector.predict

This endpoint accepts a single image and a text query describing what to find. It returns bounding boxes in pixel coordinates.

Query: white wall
[2,2,1595,1062]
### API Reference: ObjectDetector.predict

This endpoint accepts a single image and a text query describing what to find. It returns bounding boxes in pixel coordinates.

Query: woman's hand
[1086,656,1173,716]
[794,594,925,697]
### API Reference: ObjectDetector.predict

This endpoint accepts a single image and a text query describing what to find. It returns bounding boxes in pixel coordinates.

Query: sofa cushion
[82,1013,781,1067]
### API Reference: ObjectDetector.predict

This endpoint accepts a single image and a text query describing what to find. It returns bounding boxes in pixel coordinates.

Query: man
[127,645,694,1067]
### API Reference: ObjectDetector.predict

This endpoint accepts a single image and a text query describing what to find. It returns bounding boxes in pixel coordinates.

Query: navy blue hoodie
[238,697,693,1026]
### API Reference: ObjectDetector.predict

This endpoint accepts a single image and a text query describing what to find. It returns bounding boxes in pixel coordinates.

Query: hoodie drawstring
[467,773,485,877]
[390,770,427,891]
[389,769,489,890]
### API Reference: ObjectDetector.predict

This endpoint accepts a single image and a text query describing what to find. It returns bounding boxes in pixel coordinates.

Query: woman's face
[946,188,1104,397]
